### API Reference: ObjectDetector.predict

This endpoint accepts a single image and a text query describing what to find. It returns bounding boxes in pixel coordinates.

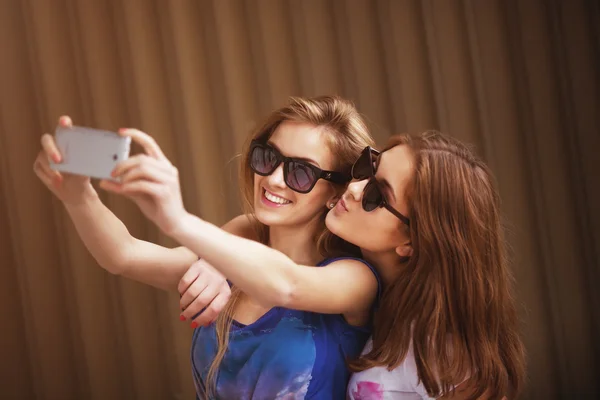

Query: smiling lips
[262,188,291,206]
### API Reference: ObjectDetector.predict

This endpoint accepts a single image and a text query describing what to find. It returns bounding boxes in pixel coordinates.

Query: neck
[268,218,323,266]
[361,248,403,288]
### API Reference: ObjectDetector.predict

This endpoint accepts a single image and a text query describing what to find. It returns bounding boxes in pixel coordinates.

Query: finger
[33,157,61,188]
[99,179,119,192]
[179,276,207,312]
[111,155,171,183]
[99,180,148,204]
[178,261,202,295]
[118,128,167,161]
[58,115,73,127]
[111,154,172,177]
[110,154,146,177]
[41,134,62,163]
[190,290,230,328]
[120,164,172,185]
[99,180,146,205]
[34,152,62,182]
[181,284,218,322]
[101,180,165,198]
[35,152,59,175]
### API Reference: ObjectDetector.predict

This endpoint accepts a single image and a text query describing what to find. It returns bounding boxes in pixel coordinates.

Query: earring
[329,202,335,209]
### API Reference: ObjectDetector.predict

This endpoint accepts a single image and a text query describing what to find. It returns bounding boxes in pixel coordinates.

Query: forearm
[63,188,196,291]
[169,213,295,306]
[63,187,135,274]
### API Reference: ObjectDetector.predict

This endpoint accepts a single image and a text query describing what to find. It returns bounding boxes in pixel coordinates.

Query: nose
[266,163,287,189]
[346,179,368,203]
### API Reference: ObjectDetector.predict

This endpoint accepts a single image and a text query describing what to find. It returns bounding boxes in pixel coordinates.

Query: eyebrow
[267,140,321,167]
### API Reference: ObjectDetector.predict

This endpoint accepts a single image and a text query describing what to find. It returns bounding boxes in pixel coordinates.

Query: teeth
[264,190,291,205]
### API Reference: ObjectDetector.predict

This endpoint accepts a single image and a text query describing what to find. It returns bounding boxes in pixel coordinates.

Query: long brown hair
[204,95,375,397]
[350,131,526,399]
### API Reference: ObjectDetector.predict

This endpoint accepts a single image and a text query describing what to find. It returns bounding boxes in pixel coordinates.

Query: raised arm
[173,214,378,318]
[104,128,378,322]
[33,116,255,291]
[61,195,196,289]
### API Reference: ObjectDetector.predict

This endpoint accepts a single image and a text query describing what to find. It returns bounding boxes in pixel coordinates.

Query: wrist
[63,184,99,208]
[165,211,195,240]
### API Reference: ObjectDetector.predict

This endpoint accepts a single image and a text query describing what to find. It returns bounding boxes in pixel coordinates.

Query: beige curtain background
[0,0,598,399]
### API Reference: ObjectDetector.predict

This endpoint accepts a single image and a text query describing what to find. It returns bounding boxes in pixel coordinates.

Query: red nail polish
[179,315,186,321]
[190,322,198,329]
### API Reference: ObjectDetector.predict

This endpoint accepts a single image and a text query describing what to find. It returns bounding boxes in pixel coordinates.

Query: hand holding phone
[49,125,131,180]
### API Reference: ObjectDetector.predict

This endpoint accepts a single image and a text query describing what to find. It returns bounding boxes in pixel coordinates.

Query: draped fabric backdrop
[0,0,598,399]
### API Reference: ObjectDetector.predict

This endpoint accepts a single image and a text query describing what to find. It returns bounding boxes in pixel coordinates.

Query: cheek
[363,224,402,251]
[253,175,267,197]
[296,184,331,209]
[293,196,326,217]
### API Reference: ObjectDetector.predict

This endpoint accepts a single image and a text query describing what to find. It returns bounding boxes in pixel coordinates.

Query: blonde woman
[34,96,380,399]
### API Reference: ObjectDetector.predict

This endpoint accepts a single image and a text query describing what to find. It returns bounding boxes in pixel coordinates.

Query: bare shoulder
[326,257,374,271]
[324,258,378,285]
[324,258,379,323]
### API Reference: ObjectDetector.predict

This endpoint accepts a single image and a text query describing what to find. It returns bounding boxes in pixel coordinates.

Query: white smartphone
[49,125,131,180]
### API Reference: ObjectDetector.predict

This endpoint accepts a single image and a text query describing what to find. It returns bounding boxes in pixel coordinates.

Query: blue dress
[190,257,381,399]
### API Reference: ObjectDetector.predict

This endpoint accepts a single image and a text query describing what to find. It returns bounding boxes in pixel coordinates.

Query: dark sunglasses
[249,140,349,194]
[351,146,410,225]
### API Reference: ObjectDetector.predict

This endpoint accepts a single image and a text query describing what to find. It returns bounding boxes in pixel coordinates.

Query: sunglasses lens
[362,180,382,212]
[250,145,278,175]
[286,161,317,192]
[352,148,377,180]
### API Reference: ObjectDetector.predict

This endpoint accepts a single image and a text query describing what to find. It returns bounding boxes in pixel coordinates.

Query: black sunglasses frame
[249,140,349,194]
[351,146,411,226]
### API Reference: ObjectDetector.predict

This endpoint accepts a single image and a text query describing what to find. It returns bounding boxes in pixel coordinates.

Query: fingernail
[190,322,198,329]
[179,315,186,321]
[52,154,61,163]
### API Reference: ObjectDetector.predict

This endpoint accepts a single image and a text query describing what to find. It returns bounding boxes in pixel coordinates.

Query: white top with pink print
[347,337,435,400]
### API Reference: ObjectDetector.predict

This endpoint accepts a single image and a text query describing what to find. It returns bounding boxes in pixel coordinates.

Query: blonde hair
[203,95,374,397]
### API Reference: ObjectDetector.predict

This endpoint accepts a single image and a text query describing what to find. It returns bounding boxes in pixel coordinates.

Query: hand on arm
[177,259,231,327]
[177,214,258,327]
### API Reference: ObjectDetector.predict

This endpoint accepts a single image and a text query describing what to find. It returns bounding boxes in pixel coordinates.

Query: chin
[325,212,343,237]
[254,210,279,227]
[253,204,290,227]
[326,214,358,247]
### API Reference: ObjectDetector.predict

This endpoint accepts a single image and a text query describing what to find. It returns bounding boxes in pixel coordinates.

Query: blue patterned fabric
[190,257,380,399]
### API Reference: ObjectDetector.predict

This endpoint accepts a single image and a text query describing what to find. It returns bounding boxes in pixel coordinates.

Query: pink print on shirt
[351,381,384,400]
